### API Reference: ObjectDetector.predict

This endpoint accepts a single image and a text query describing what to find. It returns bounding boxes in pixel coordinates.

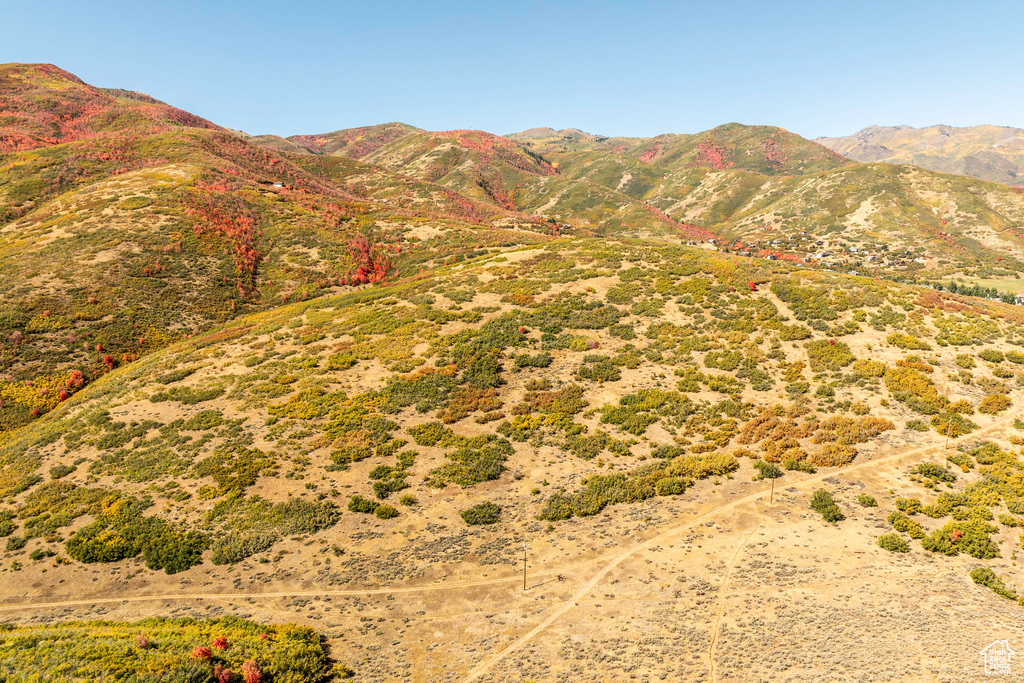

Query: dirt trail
[458,412,1016,682]
[708,520,761,683]
[0,413,1015,682]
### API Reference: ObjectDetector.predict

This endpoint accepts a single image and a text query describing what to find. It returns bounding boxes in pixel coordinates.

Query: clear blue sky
[4,0,1023,139]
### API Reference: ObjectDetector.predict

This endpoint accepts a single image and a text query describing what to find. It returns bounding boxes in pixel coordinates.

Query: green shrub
[48,464,76,480]
[269,499,340,535]
[857,493,878,507]
[806,340,856,372]
[753,460,782,480]
[374,504,398,520]
[888,510,925,538]
[121,196,153,210]
[785,381,810,395]
[608,323,636,340]
[460,502,501,525]
[877,533,910,553]
[425,435,513,487]
[142,528,209,575]
[154,367,197,385]
[348,495,379,514]
[979,393,1012,414]
[912,463,956,483]
[651,445,687,460]
[514,352,552,368]
[774,323,812,341]
[149,386,224,405]
[955,354,976,369]
[537,452,735,521]
[921,519,999,559]
[654,477,689,495]
[0,511,15,538]
[28,548,54,561]
[182,410,223,431]
[971,567,1017,599]
[784,458,816,473]
[809,489,844,522]
[407,421,460,447]
[704,351,742,372]
[887,333,930,350]
[372,472,410,499]
[931,412,977,436]
[978,349,1005,363]
[1007,350,1024,364]
[211,530,278,565]
[998,514,1022,527]
[577,359,621,383]
[895,497,923,515]
[946,452,974,472]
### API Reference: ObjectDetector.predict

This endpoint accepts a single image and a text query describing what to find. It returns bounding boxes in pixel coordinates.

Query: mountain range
[817,124,1024,186]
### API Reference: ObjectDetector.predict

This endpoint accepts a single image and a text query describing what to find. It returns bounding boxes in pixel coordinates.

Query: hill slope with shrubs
[0,64,557,442]
[3,237,1024,582]
[817,124,1024,186]
[8,63,1024,681]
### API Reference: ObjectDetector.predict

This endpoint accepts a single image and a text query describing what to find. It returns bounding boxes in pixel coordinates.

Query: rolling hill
[3,236,1024,680]
[817,124,1024,186]
[0,64,560,440]
[7,63,1024,682]
[262,119,1024,281]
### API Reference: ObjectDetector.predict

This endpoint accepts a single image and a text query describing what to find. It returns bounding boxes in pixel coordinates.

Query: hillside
[263,120,1024,277]
[510,122,852,176]
[0,65,563,442]
[0,62,220,153]
[7,63,1024,682]
[254,125,706,239]
[510,127,1024,279]
[3,237,1024,680]
[817,124,1024,186]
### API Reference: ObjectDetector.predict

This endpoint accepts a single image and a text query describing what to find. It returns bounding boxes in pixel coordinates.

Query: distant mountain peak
[817,124,1024,185]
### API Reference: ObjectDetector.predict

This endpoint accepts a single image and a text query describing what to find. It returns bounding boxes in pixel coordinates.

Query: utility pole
[522,541,529,591]
[945,412,954,453]
[770,476,775,505]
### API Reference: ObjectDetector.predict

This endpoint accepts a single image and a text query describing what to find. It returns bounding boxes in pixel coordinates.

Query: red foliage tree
[180,189,265,297]
[694,139,733,170]
[345,233,393,285]
[190,646,213,660]
[240,661,263,683]
[66,370,85,390]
